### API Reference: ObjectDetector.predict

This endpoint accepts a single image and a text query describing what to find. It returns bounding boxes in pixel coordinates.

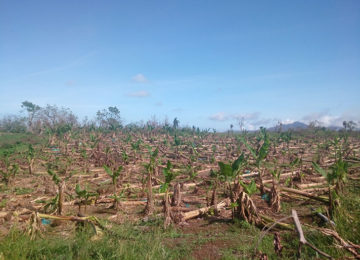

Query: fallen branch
[306,225,360,259]
[259,214,293,230]
[292,209,333,259]
[256,215,293,256]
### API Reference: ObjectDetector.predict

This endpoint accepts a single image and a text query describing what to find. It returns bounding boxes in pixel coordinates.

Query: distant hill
[268,121,308,132]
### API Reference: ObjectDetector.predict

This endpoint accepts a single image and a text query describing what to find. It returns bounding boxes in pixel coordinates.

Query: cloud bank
[209,110,360,130]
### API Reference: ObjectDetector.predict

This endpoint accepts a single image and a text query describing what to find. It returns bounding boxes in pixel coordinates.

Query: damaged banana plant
[104,165,123,210]
[240,127,270,195]
[144,147,159,215]
[235,180,260,225]
[217,153,247,203]
[75,184,98,213]
[160,160,177,228]
[270,168,281,212]
[27,212,105,241]
[0,149,19,186]
[46,169,65,215]
[313,157,348,217]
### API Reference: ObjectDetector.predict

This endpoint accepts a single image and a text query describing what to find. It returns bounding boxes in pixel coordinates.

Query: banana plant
[286,157,303,185]
[162,138,168,147]
[210,145,217,164]
[160,161,176,193]
[124,134,132,144]
[80,147,89,173]
[46,169,64,215]
[173,134,181,158]
[269,168,282,212]
[218,153,247,203]
[144,147,159,215]
[209,169,220,208]
[121,150,129,165]
[236,179,260,224]
[75,184,98,213]
[47,169,61,185]
[239,180,258,196]
[330,136,351,161]
[161,160,177,228]
[0,150,19,186]
[131,139,142,161]
[104,146,112,166]
[104,165,123,209]
[279,131,292,149]
[313,159,348,217]
[26,144,36,175]
[313,159,348,194]
[43,194,59,214]
[89,133,100,148]
[240,127,270,194]
[189,142,199,162]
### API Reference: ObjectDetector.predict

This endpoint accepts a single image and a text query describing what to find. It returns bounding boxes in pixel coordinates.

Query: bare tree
[237,117,245,132]
[343,120,357,132]
[0,115,27,133]
[96,106,122,130]
[40,104,78,133]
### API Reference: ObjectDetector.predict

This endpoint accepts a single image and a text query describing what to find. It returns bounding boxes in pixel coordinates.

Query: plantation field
[0,129,360,259]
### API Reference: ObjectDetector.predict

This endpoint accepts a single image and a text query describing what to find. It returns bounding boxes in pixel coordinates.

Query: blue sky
[1,1,359,131]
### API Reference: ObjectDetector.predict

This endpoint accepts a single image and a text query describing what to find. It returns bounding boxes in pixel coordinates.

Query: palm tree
[173,117,179,129]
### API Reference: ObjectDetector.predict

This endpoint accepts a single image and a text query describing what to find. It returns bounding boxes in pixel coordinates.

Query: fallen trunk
[174,199,229,223]
[171,183,182,207]
[163,190,171,229]
[95,198,146,205]
[281,187,329,203]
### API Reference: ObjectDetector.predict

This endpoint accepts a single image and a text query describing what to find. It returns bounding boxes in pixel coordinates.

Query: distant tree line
[0,101,358,134]
[0,101,197,135]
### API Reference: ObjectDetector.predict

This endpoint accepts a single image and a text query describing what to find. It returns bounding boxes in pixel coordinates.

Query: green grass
[0,132,43,157]
[0,222,191,260]
[0,198,7,208]
[1,182,359,259]
[14,187,34,195]
[333,180,360,244]
[0,184,10,193]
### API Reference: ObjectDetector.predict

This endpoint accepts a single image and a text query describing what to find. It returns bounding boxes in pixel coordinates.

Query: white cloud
[281,118,295,124]
[128,90,150,97]
[302,112,360,127]
[209,111,297,130]
[132,73,148,83]
[209,112,229,121]
[209,110,359,131]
